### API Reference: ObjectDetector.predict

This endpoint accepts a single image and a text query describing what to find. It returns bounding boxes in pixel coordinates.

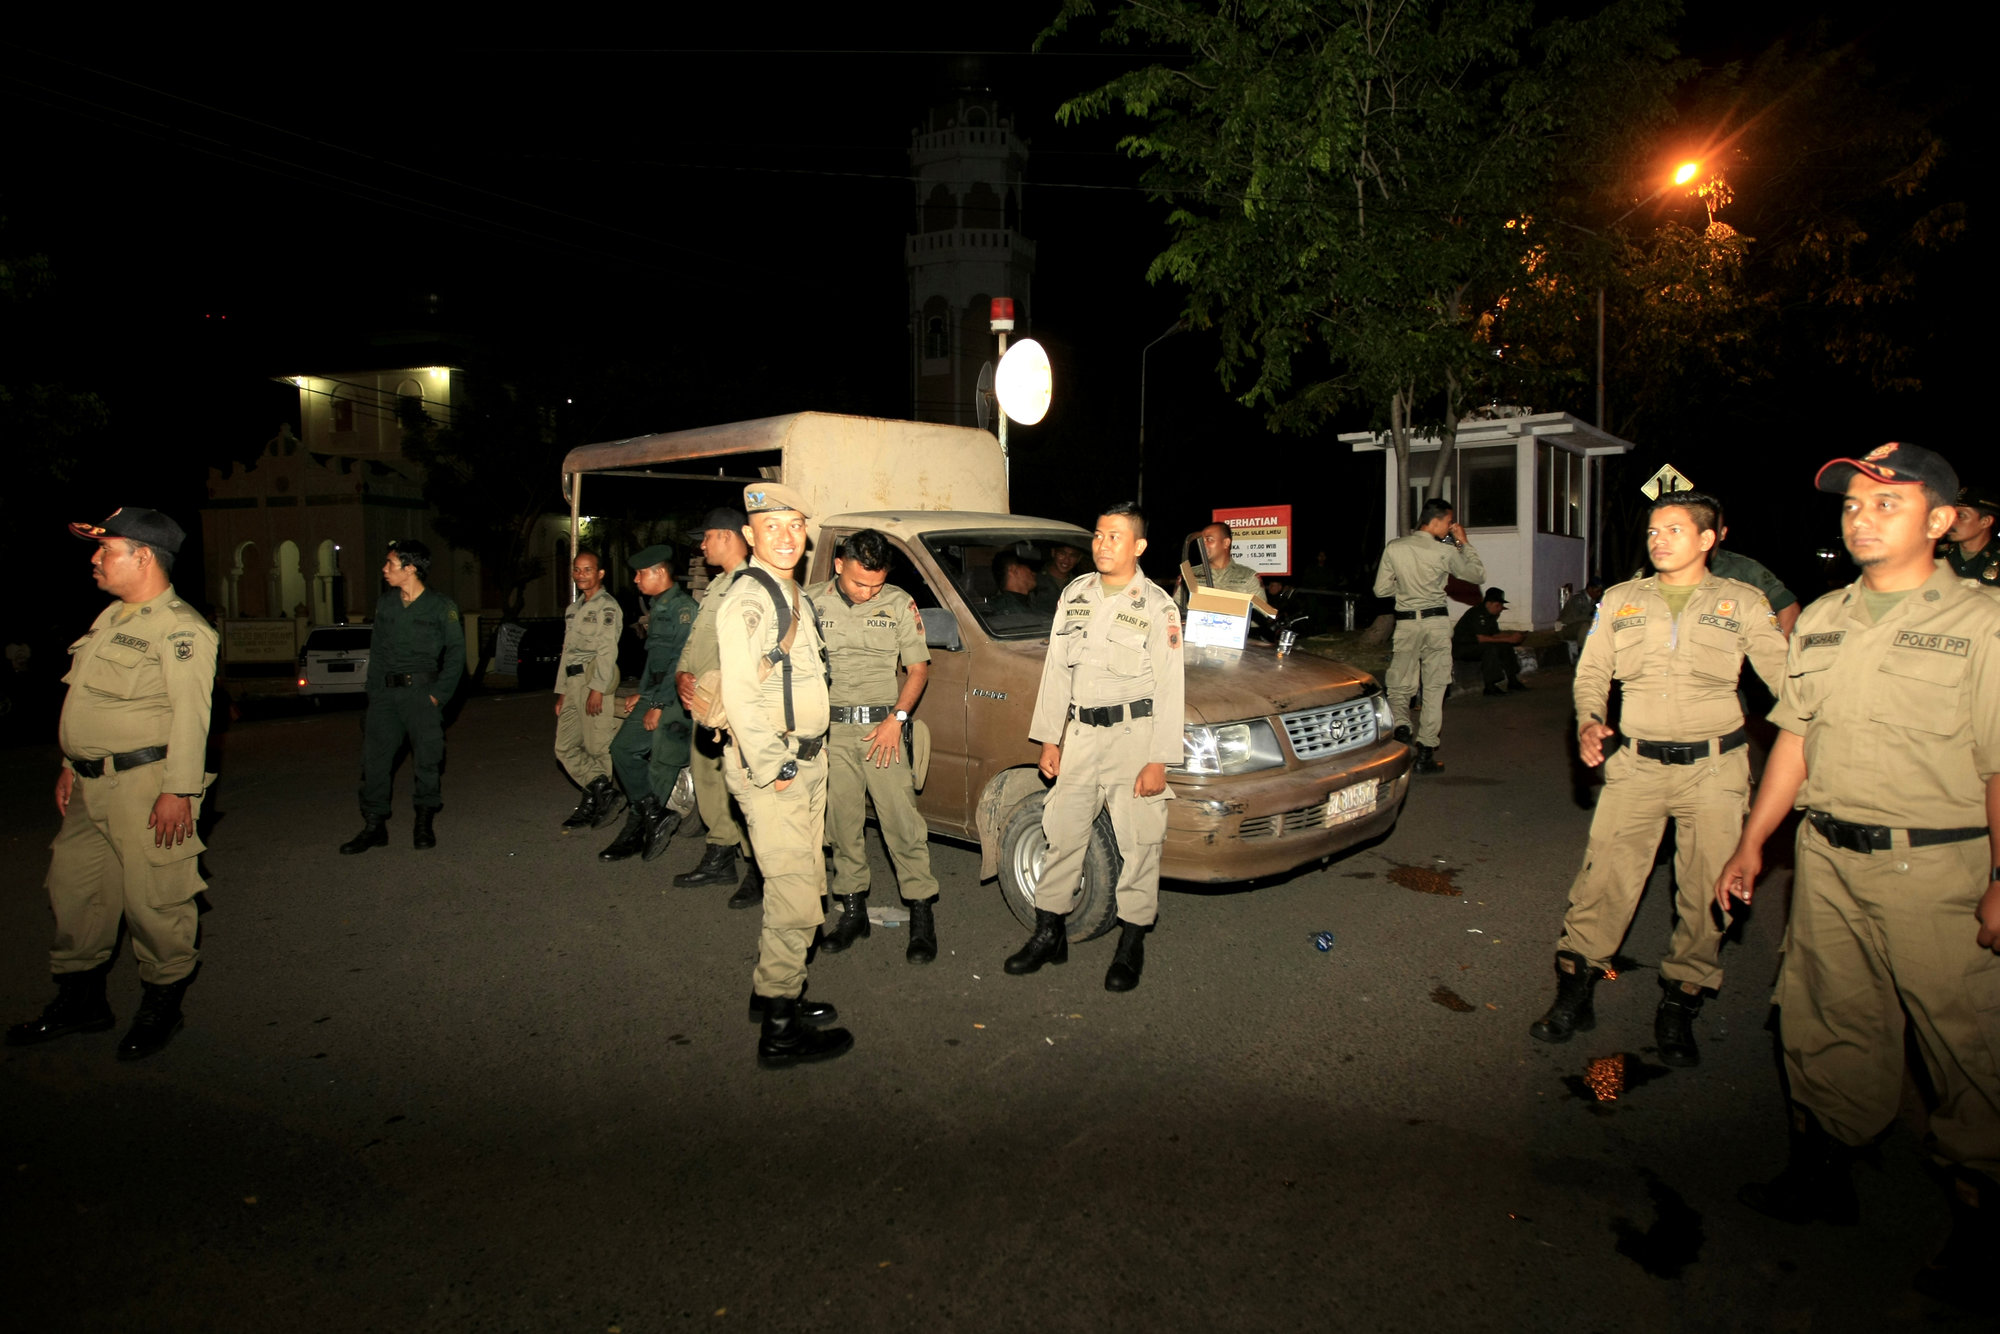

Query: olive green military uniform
[1769,562,2000,1178]
[988,588,1038,618]
[1708,548,1799,618]
[1452,602,1521,689]
[1559,574,1787,988]
[720,557,833,999]
[1372,531,1486,747]
[554,588,623,787]
[678,563,749,854]
[1944,538,2000,588]
[49,587,218,984]
[610,584,697,803]
[1030,571,1186,926]
[812,578,937,905]
[360,587,465,816]
[1179,557,1265,608]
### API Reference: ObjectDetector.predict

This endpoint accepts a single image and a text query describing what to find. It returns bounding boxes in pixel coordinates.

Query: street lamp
[1137,319,1187,508]
[1672,160,1699,186]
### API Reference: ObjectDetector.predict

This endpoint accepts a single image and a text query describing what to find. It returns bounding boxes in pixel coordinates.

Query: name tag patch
[1696,615,1740,633]
[110,633,149,651]
[1800,631,1845,650]
[1612,616,1646,633]
[1113,611,1150,632]
[1893,631,1969,656]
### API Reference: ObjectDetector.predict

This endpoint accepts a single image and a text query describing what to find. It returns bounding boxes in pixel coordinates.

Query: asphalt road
[1,672,1984,1332]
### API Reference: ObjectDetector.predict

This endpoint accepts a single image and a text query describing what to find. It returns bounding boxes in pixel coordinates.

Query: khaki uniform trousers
[826,720,937,903]
[1779,825,2000,1179]
[1557,743,1748,989]
[1037,719,1169,926]
[726,750,828,999]
[47,760,206,985]
[554,675,619,787]
[690,728,748,851]
[1385,616,1452,747]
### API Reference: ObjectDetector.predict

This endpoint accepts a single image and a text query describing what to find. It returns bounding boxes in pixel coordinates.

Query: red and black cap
[68,506,186,554]
[1814,442,1959,499]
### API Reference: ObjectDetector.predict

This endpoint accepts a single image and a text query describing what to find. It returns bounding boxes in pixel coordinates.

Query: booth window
[1537,442,1583,537]
[1457,446,1517,528]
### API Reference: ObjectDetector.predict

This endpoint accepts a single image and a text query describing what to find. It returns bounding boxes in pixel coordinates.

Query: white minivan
[297,626,372,698]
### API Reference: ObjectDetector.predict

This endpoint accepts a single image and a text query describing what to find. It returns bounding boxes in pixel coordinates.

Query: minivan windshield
[921,528,1092,641]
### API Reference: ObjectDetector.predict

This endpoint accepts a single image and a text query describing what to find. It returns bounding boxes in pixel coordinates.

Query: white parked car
[297,626,372,698]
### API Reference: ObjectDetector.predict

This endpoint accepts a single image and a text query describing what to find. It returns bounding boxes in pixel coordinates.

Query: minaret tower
[906,91,1036,428]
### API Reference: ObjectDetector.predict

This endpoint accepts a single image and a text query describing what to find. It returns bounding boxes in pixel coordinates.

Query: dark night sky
[3,9,1980,619]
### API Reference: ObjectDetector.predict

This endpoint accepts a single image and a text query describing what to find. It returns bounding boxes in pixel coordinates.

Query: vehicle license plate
[327,661,357,672]
[1324,778,1378,828]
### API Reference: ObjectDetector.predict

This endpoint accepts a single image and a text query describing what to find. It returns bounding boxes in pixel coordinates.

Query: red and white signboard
[1215,505,1292,576]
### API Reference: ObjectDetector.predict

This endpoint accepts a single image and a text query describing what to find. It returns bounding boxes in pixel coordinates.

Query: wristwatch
[894,709,910,723]
[776,760,798,782]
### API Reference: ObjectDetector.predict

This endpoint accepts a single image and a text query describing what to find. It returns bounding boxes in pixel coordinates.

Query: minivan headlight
[1172,720,1285,775]
[1371,693,1393,735]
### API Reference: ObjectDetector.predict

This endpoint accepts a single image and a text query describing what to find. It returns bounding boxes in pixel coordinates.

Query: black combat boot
[746,990,840,1026]
[639,797,681,863]
[588,776,627,829]
[755,995,854,1069]
[117,975,192,1061]
[1104,919,1148,992]
[1392,724,1412,744]
[1737,1105,1858,1225]
[561,785,599,830]
[339,814,389,855]
[1004,909,1069,975]
[728,857,765,910]
[906,897,938,965]
[412,807,437,850]
[1654,979,1704,1067]
[820,893,871,953]
[5,961,115,1047]
[676,843,737,887]
[1413,744,1445,775]
[1528,950,1600,1043]
[1914,1170,2000,1309]
[598,798,651,861]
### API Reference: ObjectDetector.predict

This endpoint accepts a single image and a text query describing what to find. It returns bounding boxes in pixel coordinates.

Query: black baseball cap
[1483,587,1508,606]
[1814,442,1959,499]
[69,506,186,554]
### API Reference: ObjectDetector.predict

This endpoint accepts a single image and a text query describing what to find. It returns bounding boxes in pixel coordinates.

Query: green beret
[630,543,675,571]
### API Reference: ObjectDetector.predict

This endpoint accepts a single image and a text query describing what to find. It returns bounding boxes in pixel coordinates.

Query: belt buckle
[1662,742,1697,765]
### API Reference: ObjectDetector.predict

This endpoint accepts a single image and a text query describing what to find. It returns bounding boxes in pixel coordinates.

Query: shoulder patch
[448,607,461,623]
[175,641,194,661]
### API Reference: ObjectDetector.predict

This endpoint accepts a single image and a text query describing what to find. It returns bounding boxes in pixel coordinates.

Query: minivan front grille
[1280,698,1377,761]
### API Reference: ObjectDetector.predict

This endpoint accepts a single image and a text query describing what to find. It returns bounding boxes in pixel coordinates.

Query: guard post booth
[1340,410,1635,631]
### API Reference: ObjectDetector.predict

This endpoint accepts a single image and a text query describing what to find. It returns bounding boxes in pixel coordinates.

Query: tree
[1044,0,1683,512]
[0,231,109,508]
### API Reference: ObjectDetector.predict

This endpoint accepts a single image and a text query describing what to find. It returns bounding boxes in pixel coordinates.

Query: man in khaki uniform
[1716,443,2000,1308]
[811,529,939,963]
[722,483,852,1068]
[554,550,626,831]
[1372,498,1485,774]
[674,508,762,907]
[1177,520,1265,608]
[7,508,217,1062]
[1528,492,1786,1067]
[1006,501,1185,993]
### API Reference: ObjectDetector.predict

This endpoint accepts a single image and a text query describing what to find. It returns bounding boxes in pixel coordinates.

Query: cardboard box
[1185,585,1254,650]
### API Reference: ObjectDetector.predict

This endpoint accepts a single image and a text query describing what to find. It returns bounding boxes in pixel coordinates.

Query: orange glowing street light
[1673,160,1700,186]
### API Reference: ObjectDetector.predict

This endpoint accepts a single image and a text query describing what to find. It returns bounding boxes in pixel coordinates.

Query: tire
[996,789,1121,943]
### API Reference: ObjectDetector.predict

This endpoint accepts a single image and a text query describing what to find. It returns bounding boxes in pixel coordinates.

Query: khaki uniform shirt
[811,579,929,707]
[1770,562,2000,828]
[1030,571,1185,767]
[1576,573,1786,744]
[558,588,623,695]
[718,557,831,787]
[675,563,743,679]
[59,585,218,794]
[1372,532,1486,611]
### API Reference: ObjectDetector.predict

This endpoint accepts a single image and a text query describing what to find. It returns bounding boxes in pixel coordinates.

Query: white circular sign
[994,338,1053,426]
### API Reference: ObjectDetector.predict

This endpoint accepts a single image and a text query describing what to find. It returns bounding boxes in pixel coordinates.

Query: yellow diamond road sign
[1641,463,1693,500]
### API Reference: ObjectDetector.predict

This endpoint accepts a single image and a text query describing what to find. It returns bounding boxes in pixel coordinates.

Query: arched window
[922,183,956,233]
[966,106,988,127]
[1005,188,1019,232]
[965,181,1001,229]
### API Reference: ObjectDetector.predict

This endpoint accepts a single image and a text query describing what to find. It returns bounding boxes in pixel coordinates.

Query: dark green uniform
[611,585,698,802]
[1944,539,2000,588]
[360,587,464,816]
[988,588,1038,618]
[1452,604,1520,689]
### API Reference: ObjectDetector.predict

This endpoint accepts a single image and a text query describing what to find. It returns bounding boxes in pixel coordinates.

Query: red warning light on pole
[989,297,1015,333]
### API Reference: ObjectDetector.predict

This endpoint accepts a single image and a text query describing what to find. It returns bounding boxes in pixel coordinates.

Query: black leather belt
[69,746,168,779]
[1394,607,1449,620]
[382,672,434,688]
[791,735,826,762]
[564,663,586,678]
[1071,699,1153,727]
[1807,810,1986,854]
[1635,728,1748,765]
[830,705,895,725]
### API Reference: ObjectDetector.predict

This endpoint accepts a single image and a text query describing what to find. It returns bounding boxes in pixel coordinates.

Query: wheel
[996,789,1121,942]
